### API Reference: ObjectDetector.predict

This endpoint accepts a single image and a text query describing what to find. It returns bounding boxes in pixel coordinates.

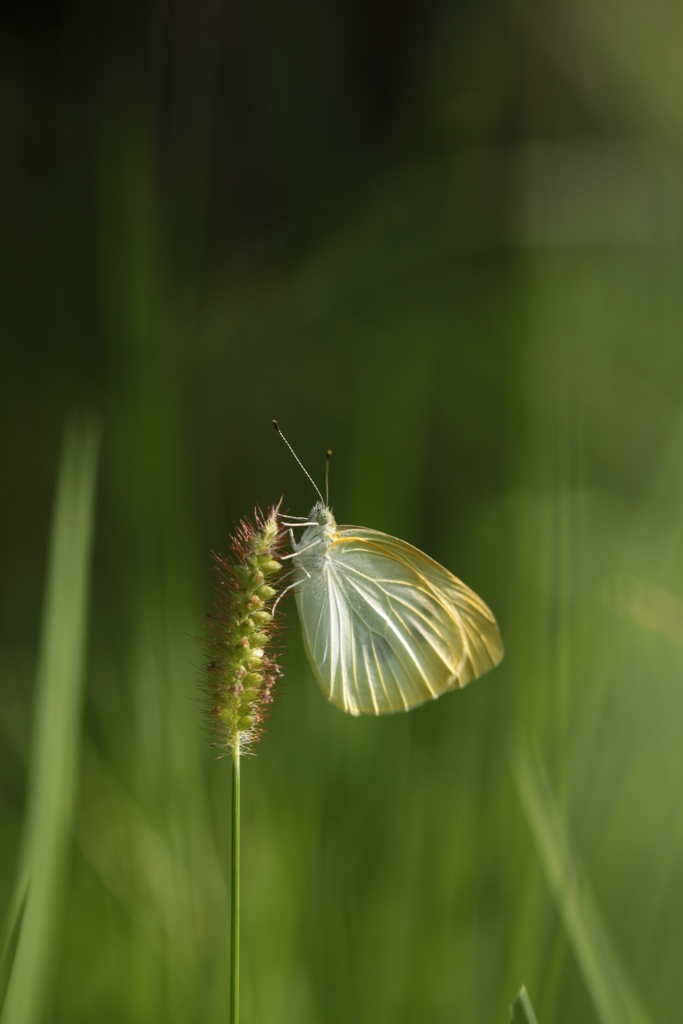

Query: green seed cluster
[204,506,284,753]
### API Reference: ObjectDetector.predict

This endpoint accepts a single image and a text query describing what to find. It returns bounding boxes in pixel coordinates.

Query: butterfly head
[295,501,337,551]
[310,501,335,527]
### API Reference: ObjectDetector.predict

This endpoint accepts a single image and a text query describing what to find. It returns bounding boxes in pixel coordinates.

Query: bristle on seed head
[201,505,285,755]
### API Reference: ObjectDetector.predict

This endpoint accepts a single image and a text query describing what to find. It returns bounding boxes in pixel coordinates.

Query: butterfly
[273,421,503,716]
[287,500,503,715]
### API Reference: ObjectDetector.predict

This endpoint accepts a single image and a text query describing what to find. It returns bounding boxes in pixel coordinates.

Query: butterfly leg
[272,577,306,616]
[281,538,322,560]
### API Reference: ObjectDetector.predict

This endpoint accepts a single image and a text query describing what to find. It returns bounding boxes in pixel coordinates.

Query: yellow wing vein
[369,635,391,709]
[334,561,454,678]
[448,603,498,669]
[388,603,438,697]
[325,571,343,709]
[311,585,329,665]
[336,570,435,698]
[381,649,410,711]
[360,639,380,713]
[337,556,470,640]
[335,536,503,675]
[349,613,362,713]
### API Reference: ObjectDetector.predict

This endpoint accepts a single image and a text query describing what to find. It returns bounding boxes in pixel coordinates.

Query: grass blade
[0,872,29,1008]
[511,744,651,1024]
[510,985,539,1024]
[0,414,100,1024]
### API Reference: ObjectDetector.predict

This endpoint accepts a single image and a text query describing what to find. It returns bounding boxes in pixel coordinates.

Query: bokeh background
[2,0,683,1021]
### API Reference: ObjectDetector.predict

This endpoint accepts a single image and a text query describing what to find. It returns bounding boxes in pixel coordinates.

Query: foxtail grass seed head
[203,505,285,754]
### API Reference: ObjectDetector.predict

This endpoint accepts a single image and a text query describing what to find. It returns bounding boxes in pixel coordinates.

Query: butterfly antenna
[325,449,332,506]
[272,420,325,505]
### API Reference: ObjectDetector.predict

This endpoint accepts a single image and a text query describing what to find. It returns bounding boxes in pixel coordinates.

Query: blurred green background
[2,0,683,1021]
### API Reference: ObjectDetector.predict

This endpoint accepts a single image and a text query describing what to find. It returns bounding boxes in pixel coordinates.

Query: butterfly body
[292,502,503,716]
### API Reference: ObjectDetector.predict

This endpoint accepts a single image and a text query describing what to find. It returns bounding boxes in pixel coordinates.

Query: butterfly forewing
[294,524,503,716]
[347,529,504,685]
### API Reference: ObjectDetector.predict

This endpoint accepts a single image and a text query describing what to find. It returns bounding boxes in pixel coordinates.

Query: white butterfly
[289,501,503,716]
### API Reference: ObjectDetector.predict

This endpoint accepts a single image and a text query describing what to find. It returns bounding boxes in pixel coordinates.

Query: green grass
[510,986,539,1024]
[1,417,100,1024]
[511,744,651,1024]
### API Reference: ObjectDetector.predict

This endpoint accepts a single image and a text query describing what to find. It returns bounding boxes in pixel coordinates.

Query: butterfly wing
[294,526,503,716]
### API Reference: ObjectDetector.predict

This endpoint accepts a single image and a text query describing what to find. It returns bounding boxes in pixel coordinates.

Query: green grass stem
[230,742,241,1024]
[511,744,651,1024]
[510,985,539,1023]
[0,415,100,1024]
[0,871,29,1008]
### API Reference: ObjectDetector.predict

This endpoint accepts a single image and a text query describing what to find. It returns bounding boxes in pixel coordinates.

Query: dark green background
[2,1,683,1021]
